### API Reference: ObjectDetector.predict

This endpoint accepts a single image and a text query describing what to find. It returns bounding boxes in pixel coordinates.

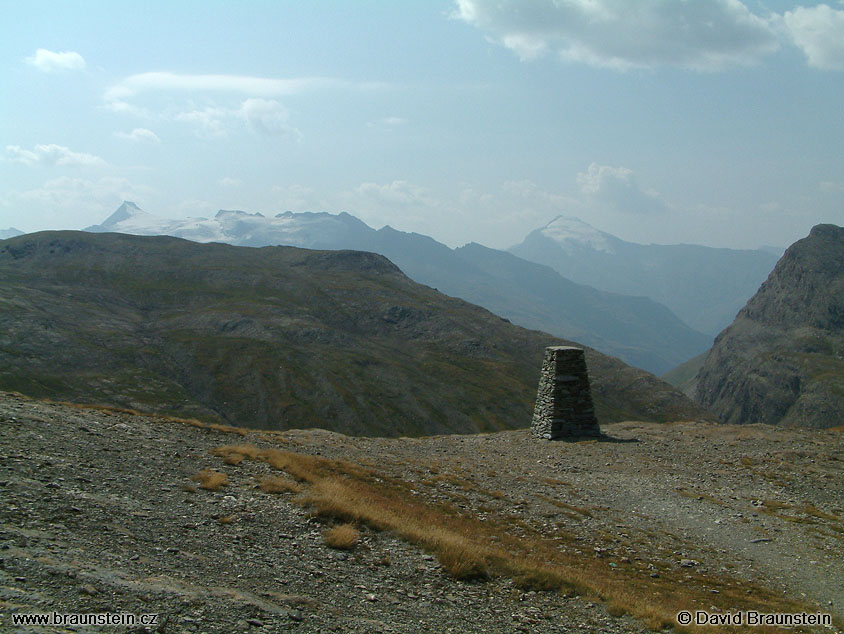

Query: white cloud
[104,72,344,103]
[115,128,161,143]
[355,180,437,208]
[220,177,243,188]
[782,4,844,70]
[6,144,106,168]
[25,48,85,73]
[454,0,779,70]
[577,162,666,214]
[174,107,230,139]
[0,176,153,229]
[239,98,299,137]
[171,100,300,139]
[102,100,152,118]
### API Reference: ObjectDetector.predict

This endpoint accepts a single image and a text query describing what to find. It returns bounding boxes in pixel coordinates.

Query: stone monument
[531,346,601,439]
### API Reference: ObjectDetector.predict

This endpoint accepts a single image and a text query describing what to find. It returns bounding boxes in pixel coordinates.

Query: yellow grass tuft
[323,523,360,550]
[258,475,301,494]
[208,422,248,436]
[191,469,228,491]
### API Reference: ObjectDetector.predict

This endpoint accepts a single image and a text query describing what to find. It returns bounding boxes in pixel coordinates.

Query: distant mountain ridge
[695,224,844,428]
[510,215,779,336]
[84,202,711,374]
[0,227,24,240]
[87,201,374,249]
[0,231,710,436]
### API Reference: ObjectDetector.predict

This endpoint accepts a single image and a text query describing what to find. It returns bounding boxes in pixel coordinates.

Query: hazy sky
[2,0,843,249]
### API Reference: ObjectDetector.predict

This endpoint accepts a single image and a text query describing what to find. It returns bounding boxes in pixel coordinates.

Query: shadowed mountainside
[0,231,710,436]
[696,224,844,428]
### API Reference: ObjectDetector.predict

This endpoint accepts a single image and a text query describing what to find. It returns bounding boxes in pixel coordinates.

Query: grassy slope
[0,232,711,435]
[660,352,707,397]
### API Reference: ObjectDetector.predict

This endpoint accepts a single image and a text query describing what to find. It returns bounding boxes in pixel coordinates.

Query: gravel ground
[1,392,842,633]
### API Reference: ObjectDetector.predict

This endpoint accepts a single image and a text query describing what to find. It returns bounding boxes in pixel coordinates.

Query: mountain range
[85,202,717,374]
[0,231,710,436]
[510,216,779,336]
[695,224,844,428]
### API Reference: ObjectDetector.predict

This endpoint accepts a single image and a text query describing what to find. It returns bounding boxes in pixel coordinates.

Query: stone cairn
[531,346,601,439]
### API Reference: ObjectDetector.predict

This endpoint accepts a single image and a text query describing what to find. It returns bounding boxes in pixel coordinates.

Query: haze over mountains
[510,216,780,336]
[84,202,733,374]
[0,228,23,240]
[0,231,709,436]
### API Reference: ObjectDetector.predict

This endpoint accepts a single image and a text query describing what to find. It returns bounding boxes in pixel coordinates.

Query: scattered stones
[1,392,842,633]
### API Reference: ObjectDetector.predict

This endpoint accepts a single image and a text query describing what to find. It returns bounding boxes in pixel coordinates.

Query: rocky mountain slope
[0,231,708,437]
[696,224,844,428]
[510,216,779,336]
[2,393,841,633]
[85,203,711,375]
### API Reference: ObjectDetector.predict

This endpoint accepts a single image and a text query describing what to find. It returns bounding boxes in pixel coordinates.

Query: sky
[1,0,843,250]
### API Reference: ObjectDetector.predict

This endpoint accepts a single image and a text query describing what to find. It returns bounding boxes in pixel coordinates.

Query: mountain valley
[510,216,779,337]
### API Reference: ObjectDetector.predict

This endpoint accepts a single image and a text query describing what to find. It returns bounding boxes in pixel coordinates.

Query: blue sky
[2,0,843,249]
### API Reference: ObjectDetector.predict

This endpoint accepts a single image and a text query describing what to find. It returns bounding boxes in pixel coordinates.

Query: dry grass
[258,475,301,494]
[210,444,372,483]
[323,523,360,550]
[539,496,594,517]
[191,469,229,491]
[213,443,815,632]
[208,422,248,436]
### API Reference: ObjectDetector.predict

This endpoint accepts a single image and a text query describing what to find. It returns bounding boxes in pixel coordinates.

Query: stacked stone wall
[531,346,601,439]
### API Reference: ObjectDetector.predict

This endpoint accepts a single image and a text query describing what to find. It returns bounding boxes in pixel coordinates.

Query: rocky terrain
[696,224,844,428]
[2,392,842,633]
[0,231,709,436]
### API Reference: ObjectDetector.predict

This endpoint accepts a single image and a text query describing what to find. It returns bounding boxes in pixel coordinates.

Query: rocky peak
[695,223,844,428]
[738,223,844,331]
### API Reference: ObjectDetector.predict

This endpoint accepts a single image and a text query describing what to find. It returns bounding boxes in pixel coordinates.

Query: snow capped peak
[88,201,183,237]
[540,215,616,254]
[101,201,144,226]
